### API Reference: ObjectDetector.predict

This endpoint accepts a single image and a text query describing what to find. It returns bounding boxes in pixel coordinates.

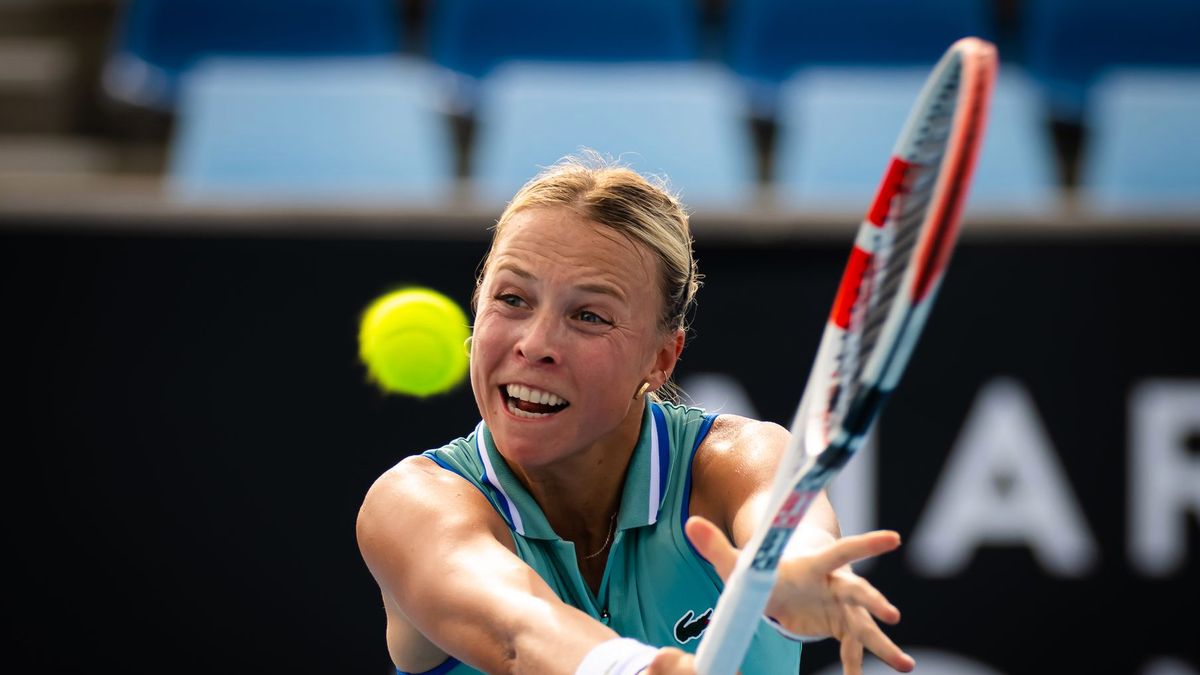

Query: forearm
[360,460,621,675]
[468,593,618,674]
[387,548,618,674]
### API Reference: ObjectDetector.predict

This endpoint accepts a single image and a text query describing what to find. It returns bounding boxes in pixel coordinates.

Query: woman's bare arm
[690,415,839,549]
[357,455,617,674]
[688,415,914,675]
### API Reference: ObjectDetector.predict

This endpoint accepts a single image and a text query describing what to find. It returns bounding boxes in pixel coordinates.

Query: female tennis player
[357,156,916,675]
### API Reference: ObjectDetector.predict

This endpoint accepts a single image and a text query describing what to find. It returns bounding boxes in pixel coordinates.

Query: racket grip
[694,566,776,675]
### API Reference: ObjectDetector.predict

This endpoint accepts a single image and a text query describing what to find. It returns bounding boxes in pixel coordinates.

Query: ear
[649,329,686,390]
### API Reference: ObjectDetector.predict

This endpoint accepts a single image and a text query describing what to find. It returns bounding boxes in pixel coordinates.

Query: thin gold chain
[581,511,618,560]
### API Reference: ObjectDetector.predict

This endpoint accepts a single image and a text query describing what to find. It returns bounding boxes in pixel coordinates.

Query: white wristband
[764,616,826,643]
[575,637,658,675]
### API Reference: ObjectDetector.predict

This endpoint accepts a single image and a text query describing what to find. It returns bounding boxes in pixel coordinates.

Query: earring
[634,381,650,399]
[463,336,473,358]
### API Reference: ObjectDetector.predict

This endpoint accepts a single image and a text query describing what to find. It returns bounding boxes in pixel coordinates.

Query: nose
[515,310,562,365]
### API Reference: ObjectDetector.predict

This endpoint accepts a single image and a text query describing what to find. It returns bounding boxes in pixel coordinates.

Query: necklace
[581,511,618,560]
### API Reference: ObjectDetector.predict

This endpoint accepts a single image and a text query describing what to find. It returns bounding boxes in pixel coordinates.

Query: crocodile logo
[673,608,713,644]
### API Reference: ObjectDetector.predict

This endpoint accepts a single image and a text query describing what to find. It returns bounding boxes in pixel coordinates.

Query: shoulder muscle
[690,415,790,542]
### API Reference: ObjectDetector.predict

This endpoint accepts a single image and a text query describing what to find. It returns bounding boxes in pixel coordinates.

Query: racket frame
[694,36,997,675]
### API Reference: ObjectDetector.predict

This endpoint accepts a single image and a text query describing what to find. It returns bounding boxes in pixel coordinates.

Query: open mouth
[502,383,570,418]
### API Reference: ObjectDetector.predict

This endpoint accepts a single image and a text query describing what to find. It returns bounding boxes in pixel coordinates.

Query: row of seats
[105,0,1200,122]
[97,0,1200,214]
[1025,0,1200,120]
[168,58,1200,215]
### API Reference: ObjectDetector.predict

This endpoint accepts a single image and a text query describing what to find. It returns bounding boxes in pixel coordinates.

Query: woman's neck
[506,400,644,540]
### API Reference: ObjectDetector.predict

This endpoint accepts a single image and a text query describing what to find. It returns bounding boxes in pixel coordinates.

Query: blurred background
[1,0,1197,673]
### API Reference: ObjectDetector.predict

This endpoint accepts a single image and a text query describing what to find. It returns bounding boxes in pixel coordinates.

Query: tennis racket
[694,37,997,675]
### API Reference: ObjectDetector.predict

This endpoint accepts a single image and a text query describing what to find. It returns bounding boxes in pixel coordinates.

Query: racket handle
[694,565,776,675]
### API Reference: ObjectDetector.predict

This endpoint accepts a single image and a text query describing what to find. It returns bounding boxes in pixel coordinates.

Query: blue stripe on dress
[396,656,461,675]
[473,422,525,534]
[680,413,719,559]
[653,403,671,515]
[426,453,465,479]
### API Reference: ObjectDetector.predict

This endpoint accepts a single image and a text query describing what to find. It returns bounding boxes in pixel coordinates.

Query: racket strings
[835,171,928,419]
[905,66,960,172]
[852,164,935,371]
[848,69,963,391]
[830,269,869,430]
[857,226,914,355]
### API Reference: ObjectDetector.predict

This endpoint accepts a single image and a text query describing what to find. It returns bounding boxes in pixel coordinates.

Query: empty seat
[169,58,455,205]
[773,66,1061,216]
[728,0,992,113]
[104,0,400,110]
[471,62,756,210]
[1024,0,1200,121]
[1079,70,1200,215]
[430,0,698,81]
[969,68,1063,215]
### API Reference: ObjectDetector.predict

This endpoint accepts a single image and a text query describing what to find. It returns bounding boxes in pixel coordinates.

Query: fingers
[840,635,864,675]
[645,647,693,674]
[831,570,911,671]
[815,530,901,572]
[847,606,915,673]
[839,622,916,675]
[832,573,901,625]
[646,647,733,674]
[685,516,739,580]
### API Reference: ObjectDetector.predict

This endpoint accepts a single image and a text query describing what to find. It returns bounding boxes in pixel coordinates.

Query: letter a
[909,378,1098,577]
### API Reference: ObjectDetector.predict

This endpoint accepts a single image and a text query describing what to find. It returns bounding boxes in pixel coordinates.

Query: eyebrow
[494,261,627,302]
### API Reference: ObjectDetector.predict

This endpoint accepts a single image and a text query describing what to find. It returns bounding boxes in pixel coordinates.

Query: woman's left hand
[685,516,916,675]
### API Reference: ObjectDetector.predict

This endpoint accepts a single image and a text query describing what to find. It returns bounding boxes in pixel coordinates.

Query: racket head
[904,36,997,305]
[806,36,997,456]
[694,38,997,675]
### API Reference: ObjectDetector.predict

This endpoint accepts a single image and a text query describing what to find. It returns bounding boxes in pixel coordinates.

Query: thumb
[685,516,739,580]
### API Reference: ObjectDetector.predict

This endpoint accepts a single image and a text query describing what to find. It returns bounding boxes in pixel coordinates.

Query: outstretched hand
[685,516,915,675]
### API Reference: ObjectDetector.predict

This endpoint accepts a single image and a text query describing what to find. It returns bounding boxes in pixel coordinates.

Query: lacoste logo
[673,608,713,644]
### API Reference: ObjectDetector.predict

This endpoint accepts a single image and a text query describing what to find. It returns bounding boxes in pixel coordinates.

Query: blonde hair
[474,153,703,398]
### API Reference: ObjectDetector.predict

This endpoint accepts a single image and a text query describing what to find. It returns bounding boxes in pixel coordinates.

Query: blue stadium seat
[728,0,992,113]
[970,68,1063,215]
[104,0,399,110]
[429,0,699,80]
[168,58,455,205]
[773,67,1061,216]
[471,63,756,210]
[1024,0,1200,122]
[1080,70,1200,215]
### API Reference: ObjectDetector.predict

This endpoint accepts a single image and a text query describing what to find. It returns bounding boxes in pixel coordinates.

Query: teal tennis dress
[400,399,801,675]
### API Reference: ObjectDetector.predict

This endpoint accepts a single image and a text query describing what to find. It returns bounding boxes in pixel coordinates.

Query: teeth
[507,399,552,418]
[505,384,566,407]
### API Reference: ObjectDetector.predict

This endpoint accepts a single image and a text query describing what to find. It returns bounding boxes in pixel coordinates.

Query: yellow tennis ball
[358,287,470,397]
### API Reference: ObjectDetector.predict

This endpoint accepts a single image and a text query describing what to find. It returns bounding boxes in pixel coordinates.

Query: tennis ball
[358,287,470,397]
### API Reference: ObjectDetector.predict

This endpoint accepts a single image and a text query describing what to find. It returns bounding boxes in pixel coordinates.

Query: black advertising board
[3,226,1197,674]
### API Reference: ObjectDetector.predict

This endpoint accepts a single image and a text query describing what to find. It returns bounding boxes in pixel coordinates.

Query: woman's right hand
[647,647,693,673]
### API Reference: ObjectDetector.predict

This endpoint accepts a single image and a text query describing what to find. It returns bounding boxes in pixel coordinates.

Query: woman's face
[471,206,681,468]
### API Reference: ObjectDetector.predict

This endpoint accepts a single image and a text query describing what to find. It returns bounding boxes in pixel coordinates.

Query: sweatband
[765,616,826,643]
[574,637,658,675]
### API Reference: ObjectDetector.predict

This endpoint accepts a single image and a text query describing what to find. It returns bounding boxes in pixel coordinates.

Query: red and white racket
[694,37,998,675]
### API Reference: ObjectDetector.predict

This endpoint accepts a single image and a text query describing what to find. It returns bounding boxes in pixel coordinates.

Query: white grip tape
[694,566,776,675]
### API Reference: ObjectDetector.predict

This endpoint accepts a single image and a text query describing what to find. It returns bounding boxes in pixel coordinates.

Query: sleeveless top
[401,399,802,675]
